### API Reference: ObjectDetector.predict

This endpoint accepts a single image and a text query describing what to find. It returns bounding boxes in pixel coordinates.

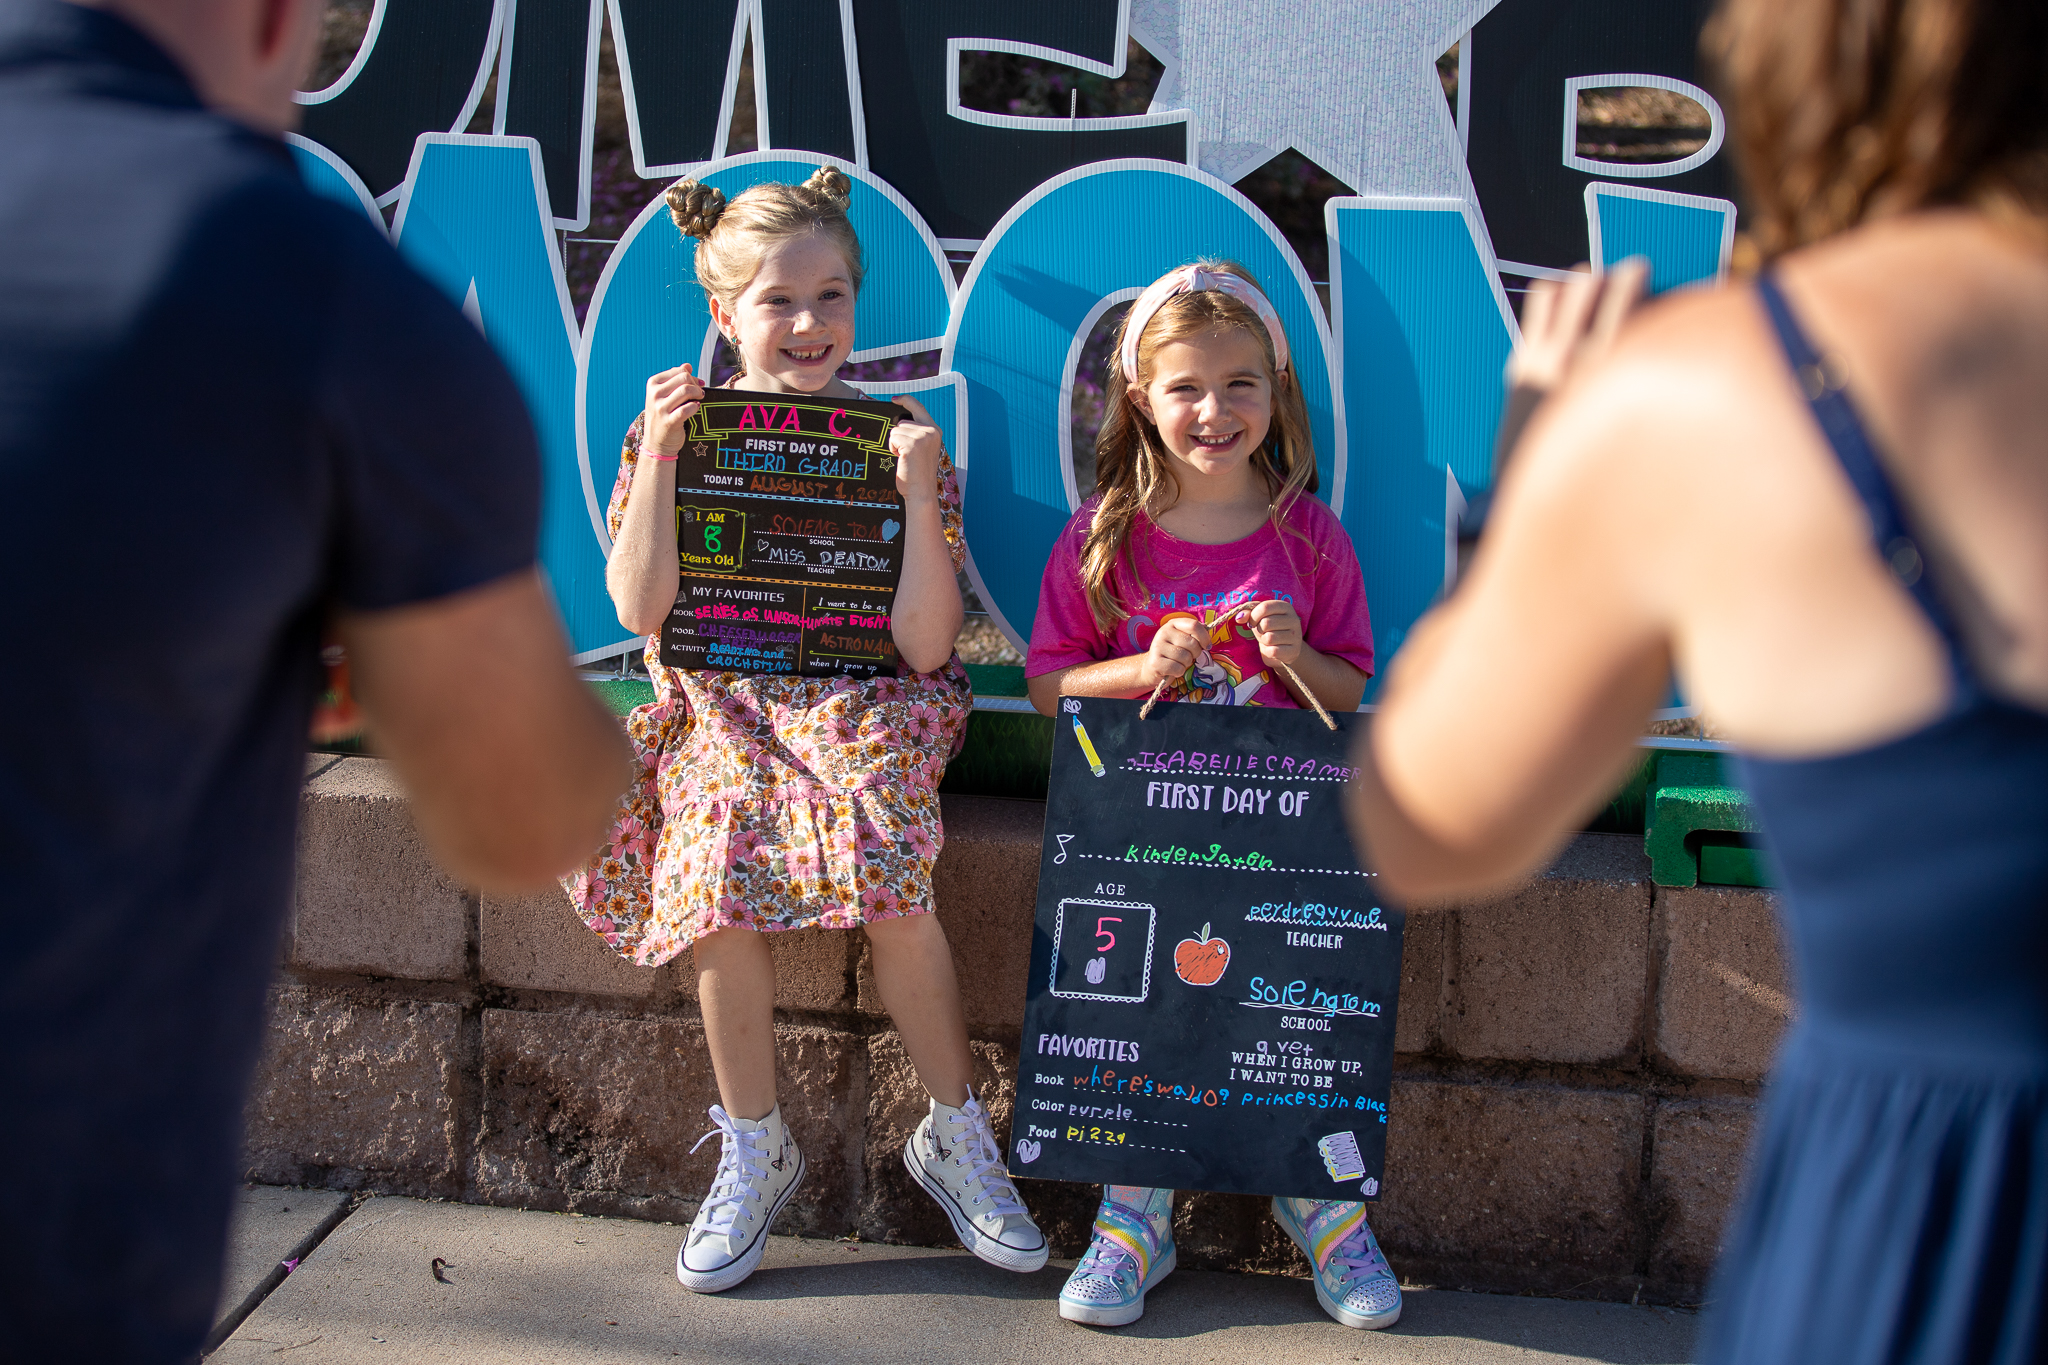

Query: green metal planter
[1643,749,1771,889]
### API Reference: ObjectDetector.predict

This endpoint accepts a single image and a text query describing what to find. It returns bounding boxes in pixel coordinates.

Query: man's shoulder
[4,84,390,293]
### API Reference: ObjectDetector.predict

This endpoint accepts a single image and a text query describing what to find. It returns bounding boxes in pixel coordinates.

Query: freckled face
[1130,328,1275,481]
[713,233,857,393]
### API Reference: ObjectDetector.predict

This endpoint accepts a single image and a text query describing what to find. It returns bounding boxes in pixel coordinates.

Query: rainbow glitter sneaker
[1058,1185,1177,1326]
[1270,1197,1402,1329]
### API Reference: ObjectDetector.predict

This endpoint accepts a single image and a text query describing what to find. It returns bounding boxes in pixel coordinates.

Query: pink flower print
[903,824,939,860]
[874,676,908,704]
[856,822,891,854]
[825,712,860,745]
[861,886,903,917]
[591,916,616,935]
[788,845,821,883]
[716,894,750,923]
[726,829,769,868]
[901,704,941,743]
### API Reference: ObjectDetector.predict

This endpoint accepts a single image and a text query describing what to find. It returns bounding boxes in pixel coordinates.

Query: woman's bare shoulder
[1513,283,1787,495]
[1601,284,1778,390]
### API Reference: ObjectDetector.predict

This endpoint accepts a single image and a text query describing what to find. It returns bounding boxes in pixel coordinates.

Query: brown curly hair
[1708,0,2048,257]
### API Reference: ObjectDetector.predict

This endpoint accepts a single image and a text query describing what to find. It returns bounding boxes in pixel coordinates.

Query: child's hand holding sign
[640,362,705,458]
[1140,615,1211,689]
[1234,599,1303,666]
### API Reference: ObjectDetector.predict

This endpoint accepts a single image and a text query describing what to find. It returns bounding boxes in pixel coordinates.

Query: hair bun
[802,164,853,210]
[665,178,728,239]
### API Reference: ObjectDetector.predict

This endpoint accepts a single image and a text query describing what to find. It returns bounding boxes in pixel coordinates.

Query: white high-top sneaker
[902,1088,1047,1272]
[676,1104,804,1293]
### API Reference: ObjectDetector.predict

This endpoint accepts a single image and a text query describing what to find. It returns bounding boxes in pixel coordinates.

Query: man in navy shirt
[0,0,629,1357]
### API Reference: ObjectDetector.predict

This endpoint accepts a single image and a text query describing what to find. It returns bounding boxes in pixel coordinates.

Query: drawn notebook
[663,390,905,678]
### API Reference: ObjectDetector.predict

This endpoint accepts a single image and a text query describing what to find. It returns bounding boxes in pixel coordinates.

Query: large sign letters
[288,0,1739,683]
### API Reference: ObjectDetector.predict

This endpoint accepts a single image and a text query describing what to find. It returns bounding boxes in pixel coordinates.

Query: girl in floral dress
[565,166,1043,1293]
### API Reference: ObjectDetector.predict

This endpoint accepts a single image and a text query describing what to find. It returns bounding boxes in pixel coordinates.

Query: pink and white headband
[1119,264,1290,379]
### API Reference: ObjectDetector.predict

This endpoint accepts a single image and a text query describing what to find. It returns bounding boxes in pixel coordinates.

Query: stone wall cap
[1544,832,1652,885]
[305,755,408,802]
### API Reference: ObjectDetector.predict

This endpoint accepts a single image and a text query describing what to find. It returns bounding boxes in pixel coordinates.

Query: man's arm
[338,569,631,891]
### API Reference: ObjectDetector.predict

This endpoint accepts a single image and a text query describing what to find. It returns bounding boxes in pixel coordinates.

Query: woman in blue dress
[1346,0,2048,1360]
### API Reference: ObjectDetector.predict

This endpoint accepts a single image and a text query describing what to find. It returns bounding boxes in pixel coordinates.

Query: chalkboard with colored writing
[664,390,905,678]
[1009,697,1403,1201]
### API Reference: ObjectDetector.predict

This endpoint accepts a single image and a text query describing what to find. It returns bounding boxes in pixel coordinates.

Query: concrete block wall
[247,755,1792,1303]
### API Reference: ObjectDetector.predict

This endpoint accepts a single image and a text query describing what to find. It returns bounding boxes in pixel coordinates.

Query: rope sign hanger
[1138,658,1338,731]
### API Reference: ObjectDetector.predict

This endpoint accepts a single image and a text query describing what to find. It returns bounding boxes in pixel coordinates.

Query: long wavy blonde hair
[1078,261,1319,631]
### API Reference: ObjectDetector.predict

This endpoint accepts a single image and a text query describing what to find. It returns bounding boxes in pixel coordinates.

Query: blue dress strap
[1753,272,1976,701]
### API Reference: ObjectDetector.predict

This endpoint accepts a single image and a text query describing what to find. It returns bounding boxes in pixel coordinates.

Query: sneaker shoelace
[1076,1238,1136,1284]
[943,1098,1025,1218]
[690,1105,770,1237]
[1328,1225,1391,1289]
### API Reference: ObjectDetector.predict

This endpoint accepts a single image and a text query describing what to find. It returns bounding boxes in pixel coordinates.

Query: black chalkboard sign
[664,390,904,678]
[1009,697,1403,1201]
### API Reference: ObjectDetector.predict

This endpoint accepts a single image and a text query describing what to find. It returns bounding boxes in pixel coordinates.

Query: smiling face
[1129,327,1275,485]
[709,231,857,393]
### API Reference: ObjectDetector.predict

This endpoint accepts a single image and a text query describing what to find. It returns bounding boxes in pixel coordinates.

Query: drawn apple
[1085,956,1107,985]
[1174,923,1230,986]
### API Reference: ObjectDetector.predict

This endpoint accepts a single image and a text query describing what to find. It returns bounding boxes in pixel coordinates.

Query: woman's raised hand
[1139,617,1209,690]
[887,395,945,506]
[1506,258,1649,394]
[1235,599,1303,666]
[642,363,705,457]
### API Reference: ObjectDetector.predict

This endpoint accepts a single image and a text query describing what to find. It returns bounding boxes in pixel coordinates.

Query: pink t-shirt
[1025,494,1374,709]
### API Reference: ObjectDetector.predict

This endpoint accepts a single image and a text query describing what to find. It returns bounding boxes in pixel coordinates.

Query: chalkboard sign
[1009,697,1403,1202]
[664,390,905,678]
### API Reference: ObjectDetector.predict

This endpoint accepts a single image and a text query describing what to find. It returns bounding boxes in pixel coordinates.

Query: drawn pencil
[1071,716,1106,777]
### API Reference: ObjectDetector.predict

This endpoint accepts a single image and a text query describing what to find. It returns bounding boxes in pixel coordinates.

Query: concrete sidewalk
[207,1187,1697,1363]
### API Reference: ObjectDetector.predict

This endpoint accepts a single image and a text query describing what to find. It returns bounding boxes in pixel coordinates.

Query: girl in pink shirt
[1024,261,1395,1332]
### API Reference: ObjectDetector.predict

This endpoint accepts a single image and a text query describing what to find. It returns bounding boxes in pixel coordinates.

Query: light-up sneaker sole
[1271,1197,1402,1330]
[1058,1244,1178,1326]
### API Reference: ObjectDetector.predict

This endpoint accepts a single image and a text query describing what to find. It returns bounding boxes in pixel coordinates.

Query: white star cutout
[1131,0,1502,197]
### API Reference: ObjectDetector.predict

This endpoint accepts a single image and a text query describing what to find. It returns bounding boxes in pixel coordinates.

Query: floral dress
[563,413,973,966]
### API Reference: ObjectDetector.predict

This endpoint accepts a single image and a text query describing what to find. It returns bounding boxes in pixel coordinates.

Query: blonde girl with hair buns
[566,165,1045,1293]
[1024,261,1395,1331]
